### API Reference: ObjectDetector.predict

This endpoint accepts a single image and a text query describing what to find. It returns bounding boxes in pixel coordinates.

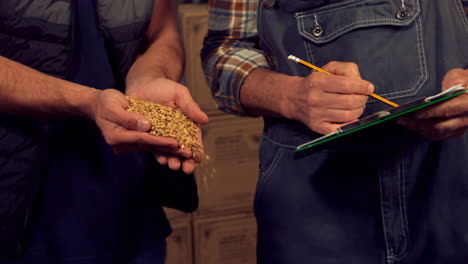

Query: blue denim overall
[255,0,468,263]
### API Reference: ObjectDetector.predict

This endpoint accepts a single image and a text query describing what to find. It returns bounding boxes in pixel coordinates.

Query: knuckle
[356,107,365,117]
[104,135,117,146]
[307,73,321,88]
[352,108,363,119]
[341,81,354,92]
[346,62,358,70]
[341,111,354,121]
[323,61,338,70]
[307,94,320,106]
[342,97,356,109]
[328,61,338,67]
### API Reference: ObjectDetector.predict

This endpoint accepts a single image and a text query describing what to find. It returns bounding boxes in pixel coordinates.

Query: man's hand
[396,68,468,140]
[126,77,208,174]
[281,61,374,134]
[92,89,193,159]
[121,0,207,174]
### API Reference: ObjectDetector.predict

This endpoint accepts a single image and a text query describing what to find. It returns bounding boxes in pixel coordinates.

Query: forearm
[125,0,184,91]
[240,68,301,118]
[0,56,99,119]
[125,36,184,90]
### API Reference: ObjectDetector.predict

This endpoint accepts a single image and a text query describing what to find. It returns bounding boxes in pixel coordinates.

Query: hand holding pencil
[288,55,399,107]
[279,56,379,134]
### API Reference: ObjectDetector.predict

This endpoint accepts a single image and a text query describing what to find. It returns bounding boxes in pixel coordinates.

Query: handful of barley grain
[126,96,201,153]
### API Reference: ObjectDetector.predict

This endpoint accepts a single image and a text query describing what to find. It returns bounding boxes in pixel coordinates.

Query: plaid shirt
[201,0,468,116]
[201,0,268,116]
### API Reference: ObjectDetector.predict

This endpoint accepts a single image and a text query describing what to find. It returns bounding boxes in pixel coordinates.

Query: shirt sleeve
[201,0,273,116]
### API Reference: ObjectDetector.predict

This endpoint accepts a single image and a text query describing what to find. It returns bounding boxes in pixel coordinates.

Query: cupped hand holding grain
[93,89,191,158]
[125,77,208,174]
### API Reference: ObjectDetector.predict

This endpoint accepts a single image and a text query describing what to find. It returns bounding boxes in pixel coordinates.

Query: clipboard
[295,84,467,152]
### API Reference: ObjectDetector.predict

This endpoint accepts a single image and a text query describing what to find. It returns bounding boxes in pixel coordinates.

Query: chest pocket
[295,0,427,104]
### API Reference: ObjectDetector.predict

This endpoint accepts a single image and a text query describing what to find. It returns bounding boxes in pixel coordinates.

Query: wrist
[276,75,303,120]
[77,88,101,121]
[125,76,160,96]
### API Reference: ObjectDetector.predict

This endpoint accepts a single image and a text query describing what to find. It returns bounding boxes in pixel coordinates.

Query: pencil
[287,55,399,108]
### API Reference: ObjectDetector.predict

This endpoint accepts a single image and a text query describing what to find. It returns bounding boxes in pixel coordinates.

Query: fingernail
[368,83,375,94]
[137,119,150,131]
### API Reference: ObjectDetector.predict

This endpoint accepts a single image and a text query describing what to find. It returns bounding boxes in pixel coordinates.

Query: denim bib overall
[255,0,468,263]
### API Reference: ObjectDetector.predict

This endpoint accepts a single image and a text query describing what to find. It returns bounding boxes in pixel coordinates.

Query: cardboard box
[195,114,263,217]
[166,220,193,264]
[194,214,257,264]
[179,4,220,114]
[164,207,192,223]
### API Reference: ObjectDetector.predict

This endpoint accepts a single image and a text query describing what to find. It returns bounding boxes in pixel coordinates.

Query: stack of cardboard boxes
[165,4,263,264]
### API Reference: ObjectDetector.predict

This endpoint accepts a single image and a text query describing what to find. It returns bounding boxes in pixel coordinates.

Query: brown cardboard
[163,207,192,223]
[195,114,263,217]
[194,214,257,264]
[179,4,220,114]
[166,220,193,264]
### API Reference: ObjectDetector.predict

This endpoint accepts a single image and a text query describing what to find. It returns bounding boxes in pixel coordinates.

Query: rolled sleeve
[201,0,272,116]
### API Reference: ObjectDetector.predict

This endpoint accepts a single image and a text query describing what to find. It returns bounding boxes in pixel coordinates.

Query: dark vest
[0,0,153,258]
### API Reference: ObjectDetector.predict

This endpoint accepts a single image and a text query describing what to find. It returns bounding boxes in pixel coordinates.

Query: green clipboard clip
[295,84,467,152]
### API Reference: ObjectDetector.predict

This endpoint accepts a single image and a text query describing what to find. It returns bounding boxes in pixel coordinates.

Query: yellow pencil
[287,55,399,108]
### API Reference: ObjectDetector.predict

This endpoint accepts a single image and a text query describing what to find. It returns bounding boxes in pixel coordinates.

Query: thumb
[177,91,209,125]
[134,117,152,132]
[117,110,152,132]
[185,101,209,125]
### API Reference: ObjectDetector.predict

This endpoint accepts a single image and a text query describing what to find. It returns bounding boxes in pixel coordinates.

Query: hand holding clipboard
[295,84,467,152]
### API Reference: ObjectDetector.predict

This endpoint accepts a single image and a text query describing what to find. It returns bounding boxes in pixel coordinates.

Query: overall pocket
[295,0,428,105]
[254,136,287,210]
